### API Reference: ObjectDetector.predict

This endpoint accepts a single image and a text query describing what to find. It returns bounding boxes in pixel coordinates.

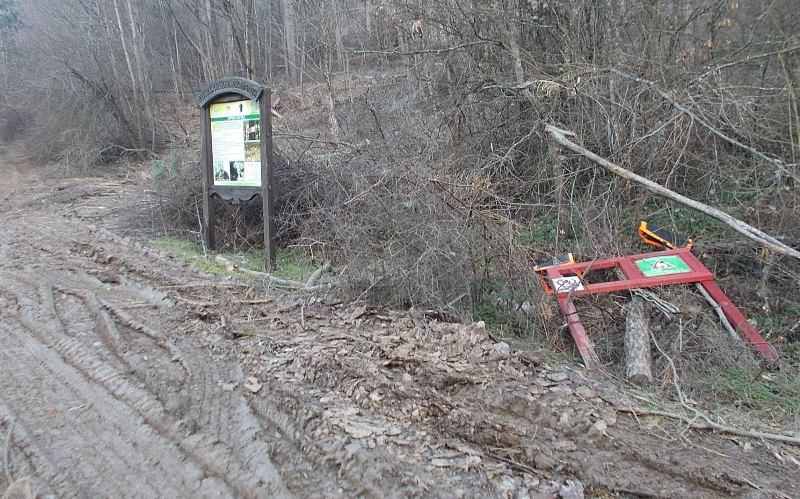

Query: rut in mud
[0,215,301,497]
[0,172,797,498]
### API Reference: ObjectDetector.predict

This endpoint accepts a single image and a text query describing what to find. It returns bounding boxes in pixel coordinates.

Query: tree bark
[625,296,653,386]
[244,0,255,79]
[282,0,297,82]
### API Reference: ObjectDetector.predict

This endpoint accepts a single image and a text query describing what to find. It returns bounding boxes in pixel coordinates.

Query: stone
[533,453,556,470]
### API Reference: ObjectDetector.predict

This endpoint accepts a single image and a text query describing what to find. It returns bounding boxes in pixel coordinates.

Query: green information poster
[635,255,691,277]
[210,99,261,187]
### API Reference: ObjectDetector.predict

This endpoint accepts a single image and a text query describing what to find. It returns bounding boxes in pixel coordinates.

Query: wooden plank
[200,104,216,251]
[561,272,713,296]
[557,297,601,370]
[260,90,276,271]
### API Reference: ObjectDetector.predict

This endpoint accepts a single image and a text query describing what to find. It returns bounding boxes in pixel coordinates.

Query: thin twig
[618,407,800,446]
[694,283,740,341]
[610,69,798,183]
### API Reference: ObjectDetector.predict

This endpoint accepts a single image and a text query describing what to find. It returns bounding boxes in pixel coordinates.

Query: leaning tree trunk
[625,295,653,386]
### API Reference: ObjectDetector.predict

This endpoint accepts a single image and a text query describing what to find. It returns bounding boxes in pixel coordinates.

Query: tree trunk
[282,0,297,82]
[202,0,218,81]
[625,296,653,386]
[112,0,143,146]
[244,0,255,79]
[126,0,154,148]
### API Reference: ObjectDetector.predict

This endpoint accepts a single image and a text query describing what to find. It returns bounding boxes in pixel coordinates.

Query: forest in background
[0,0,799,418]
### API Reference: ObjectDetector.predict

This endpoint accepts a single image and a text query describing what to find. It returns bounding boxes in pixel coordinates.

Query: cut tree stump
[625,296,653,386]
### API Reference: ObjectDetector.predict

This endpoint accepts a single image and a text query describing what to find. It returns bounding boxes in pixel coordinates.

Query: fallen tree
[544,125,800,260]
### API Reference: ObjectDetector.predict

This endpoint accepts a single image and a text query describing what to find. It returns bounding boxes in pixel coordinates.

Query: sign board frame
[539,247,778,369]
[197,77,276,270]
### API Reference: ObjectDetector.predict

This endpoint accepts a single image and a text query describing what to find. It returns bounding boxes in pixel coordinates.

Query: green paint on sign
[635,255,691,277]
[211,114,261,122]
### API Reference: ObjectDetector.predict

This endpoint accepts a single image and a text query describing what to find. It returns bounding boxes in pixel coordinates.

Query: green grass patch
[710,365,800,419]
[151,236,316,281]
[519,213,582,250]
[472,286,540,338]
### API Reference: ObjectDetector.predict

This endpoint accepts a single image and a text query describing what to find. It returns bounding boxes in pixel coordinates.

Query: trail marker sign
[635,255,691,277]
[197,77,276,270]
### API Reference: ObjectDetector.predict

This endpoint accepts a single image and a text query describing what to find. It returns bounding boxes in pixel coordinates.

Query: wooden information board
[196,77,276,270]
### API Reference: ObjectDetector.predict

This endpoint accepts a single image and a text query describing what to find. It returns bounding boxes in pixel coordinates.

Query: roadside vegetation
[0,0,798,431]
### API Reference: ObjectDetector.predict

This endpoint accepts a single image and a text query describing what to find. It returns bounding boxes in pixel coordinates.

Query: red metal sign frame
[543,248,778,369]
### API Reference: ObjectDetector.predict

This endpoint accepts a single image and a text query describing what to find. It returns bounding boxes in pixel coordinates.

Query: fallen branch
[305,261,331,288]
[544,124,800,260]
[628,333,800,447]
[694,283,740,342]
[618,407,800,446]
[351,40,498,56]
[213,255,335,291]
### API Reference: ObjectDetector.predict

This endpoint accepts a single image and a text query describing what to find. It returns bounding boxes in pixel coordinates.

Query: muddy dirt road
[0,163,797,497]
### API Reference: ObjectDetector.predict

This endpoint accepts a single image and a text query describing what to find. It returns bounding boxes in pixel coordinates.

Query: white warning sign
[551,276,584,294]
[651,260,675,271]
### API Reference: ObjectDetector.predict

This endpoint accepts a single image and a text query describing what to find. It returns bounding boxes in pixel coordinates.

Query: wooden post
[260,90,276,271]
[200,105,216,252]
[625,295,653,386]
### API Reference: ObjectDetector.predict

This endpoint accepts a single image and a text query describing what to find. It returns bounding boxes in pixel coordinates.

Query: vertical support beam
[260,90,277,271]
[556,296,601,370]
[200,104,216,252]
[700,280,779,363]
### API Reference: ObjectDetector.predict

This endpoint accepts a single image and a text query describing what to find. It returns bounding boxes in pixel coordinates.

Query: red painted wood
[700,281,779,363]
[618,256,645,280]
[541,247,778,365]
[550,247,693,275]
[561,272,712,296]
[557,297,600,370]
[679,249,710,274]
[547,248,713,296]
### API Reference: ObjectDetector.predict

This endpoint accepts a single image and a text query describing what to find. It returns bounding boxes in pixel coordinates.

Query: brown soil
[0,157,797,498]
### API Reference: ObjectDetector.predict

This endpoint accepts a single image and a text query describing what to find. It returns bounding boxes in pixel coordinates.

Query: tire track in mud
[0,321,199,497]
[0,216,295,497]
